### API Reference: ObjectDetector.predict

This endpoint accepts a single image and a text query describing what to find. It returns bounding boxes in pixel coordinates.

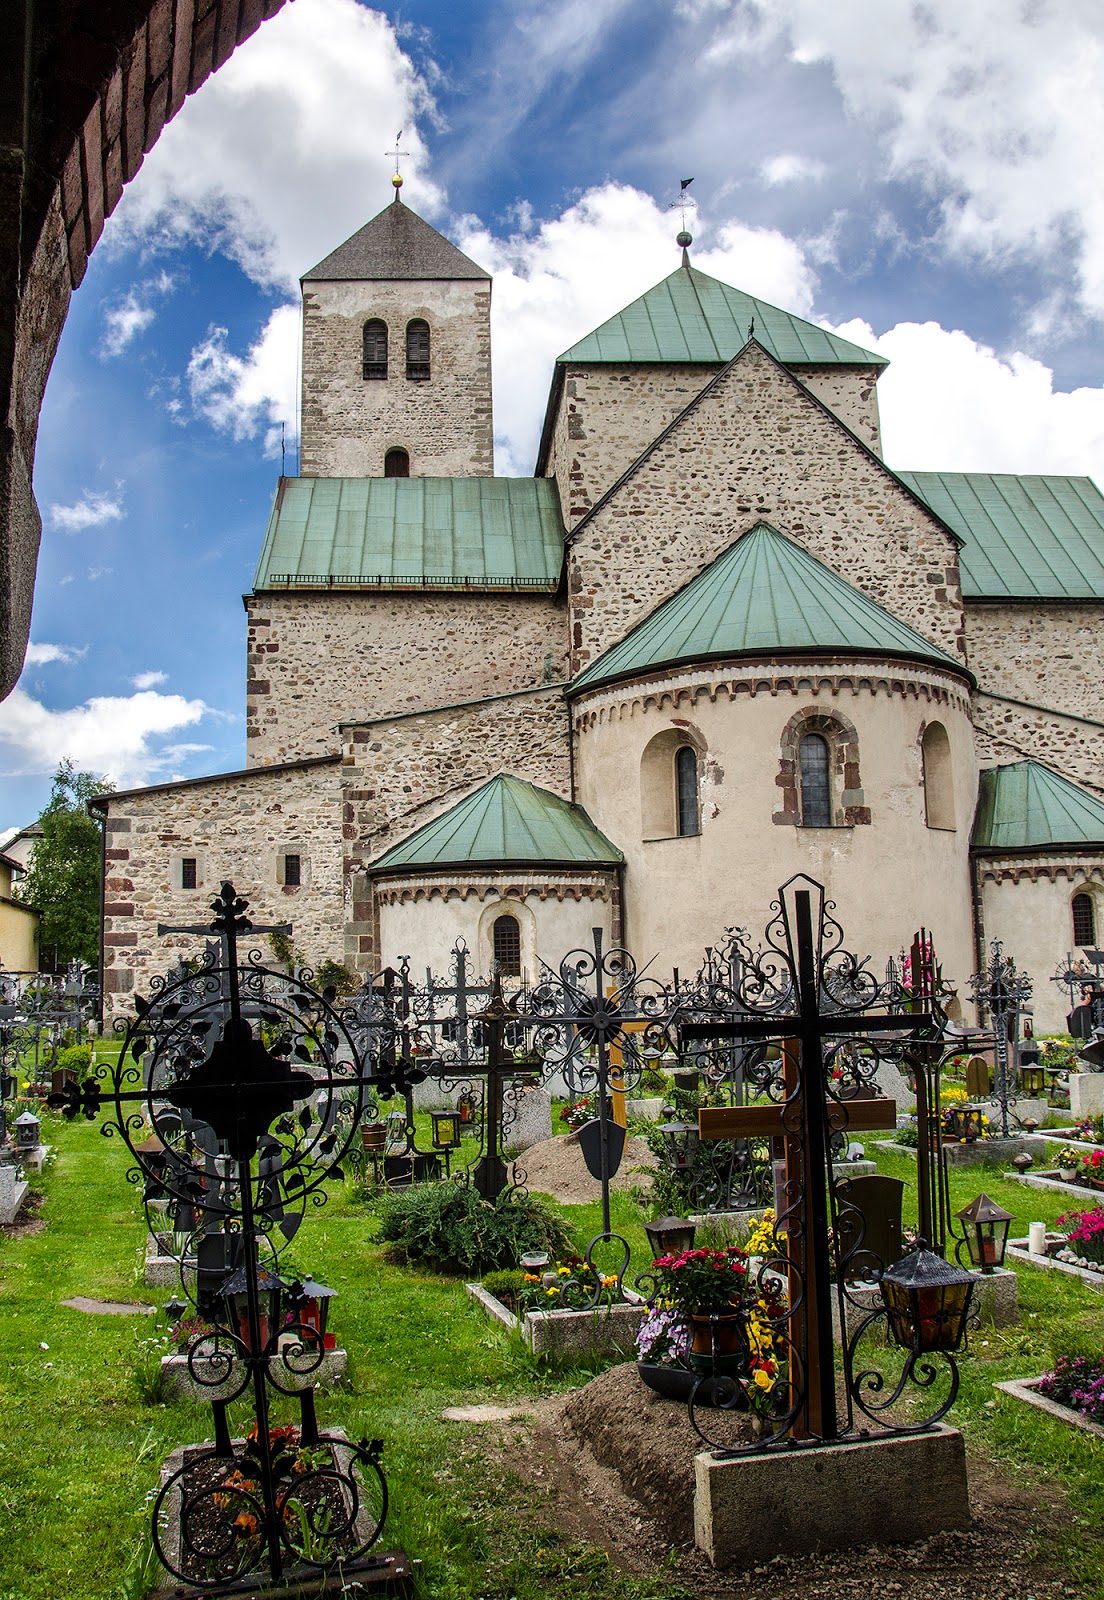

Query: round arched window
[384,448,410,478]
[492,914,521,975]
[799,733,831,827]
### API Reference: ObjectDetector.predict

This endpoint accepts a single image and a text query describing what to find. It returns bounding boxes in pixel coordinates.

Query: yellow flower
[558,1266,570,1276]
[601,1275,617,1288]
[753,1369,772,1390]
[546,1287,558,1296]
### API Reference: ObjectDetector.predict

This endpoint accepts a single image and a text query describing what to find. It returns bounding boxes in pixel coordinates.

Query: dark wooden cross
[681,880,933,1442]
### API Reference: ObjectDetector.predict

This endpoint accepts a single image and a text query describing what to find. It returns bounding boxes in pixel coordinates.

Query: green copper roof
[898,472,1104,601]
[973,761,1104,853]
[253,477,565,591]
[557,265,887,368]
[570,523,965,695]
[369,775,623,874]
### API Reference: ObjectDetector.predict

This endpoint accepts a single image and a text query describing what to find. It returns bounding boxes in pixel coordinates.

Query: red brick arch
[1,0,290,699]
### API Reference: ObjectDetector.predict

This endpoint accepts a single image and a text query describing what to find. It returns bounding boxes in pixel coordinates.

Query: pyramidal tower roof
[302,196,489,283]
[557,264,887,368]
[973,761,1104,853]
[369,775,622,875]
[570,522,966,695]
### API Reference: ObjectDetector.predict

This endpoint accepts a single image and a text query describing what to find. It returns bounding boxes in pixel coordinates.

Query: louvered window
[181,857,197,890]
[283,854,301,887]
[384,448,410,478]
[363,319,388,380]
[406,319,430,381]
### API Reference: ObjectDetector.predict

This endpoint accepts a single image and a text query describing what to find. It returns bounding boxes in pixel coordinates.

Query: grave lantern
[644,1215,697,1259]
[220,1262,287,1353]
[955,1193,1012,1274]
[658,1117,699,1171]
[1012,1151,1033,1174]
[880,1245,975,1354]
[164,1294,188,1327]
[286,1277,337,1347]
[430,1110,462,1150]
[14,1110,39,1149]
[1019,1057,1046,1095]
[457,1092,475,1126]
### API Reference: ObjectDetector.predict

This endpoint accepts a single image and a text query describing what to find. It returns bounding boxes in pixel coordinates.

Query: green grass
[2,1115,1104,1598]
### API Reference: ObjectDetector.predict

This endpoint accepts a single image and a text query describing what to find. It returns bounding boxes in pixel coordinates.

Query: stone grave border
[465,1280,647,1357]
[994,1377,1104,1440]
[1005,1236,1104,1290]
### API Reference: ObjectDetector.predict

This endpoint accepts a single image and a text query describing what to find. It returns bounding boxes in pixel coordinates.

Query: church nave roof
[973,760,1104,853]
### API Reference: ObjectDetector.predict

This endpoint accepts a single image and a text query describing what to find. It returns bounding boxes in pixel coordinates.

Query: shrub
[480,1268,527,1297]
[375,1183,571,1275]
[55,1043,92,1076]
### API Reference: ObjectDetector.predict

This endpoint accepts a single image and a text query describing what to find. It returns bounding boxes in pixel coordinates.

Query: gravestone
[965,1056,990,1099]
[1070,1072,1104,1120]
[834,1174,905,1281]
[0,1162,28,1225]
[503,1086,553,1154]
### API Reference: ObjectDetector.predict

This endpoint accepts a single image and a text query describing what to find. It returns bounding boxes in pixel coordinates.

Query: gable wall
[300,278,493,477]
[544,362,883,528]
[246,590,567,764]
[342,687,571,970]
[566,344,966,675]
[99,762,345,1015]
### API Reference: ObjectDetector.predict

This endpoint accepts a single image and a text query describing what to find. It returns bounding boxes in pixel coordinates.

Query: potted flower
[559,1096,594,1133]
[635,1306,693,1398]
[1056,1146,1083,1182]
[650,1245,784,1375]
[1081,1149,1104,1190]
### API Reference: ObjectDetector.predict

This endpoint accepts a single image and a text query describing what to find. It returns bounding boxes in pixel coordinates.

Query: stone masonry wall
[565,343,965,675]
[100,758,345,1015]
[966,603,1104,793]
[342,687,571,969]
[544,360,883,528]
[246,590,568,763]
[300,278,493,477]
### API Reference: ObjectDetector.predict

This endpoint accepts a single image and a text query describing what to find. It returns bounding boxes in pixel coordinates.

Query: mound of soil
[512,1134,657,1206]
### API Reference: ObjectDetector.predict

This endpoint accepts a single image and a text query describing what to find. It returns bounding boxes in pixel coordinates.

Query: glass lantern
[658,1119,699,1171]
[14,1110,40,1149]
[431,1110,462,1150]
[643,1215,697,1259]
[220,1262,287,1352]
[955,1193,1012,1273]
[880,1246,975,1353]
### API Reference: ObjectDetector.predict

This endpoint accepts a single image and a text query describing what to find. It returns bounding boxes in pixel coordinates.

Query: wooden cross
[682,879,933,1442]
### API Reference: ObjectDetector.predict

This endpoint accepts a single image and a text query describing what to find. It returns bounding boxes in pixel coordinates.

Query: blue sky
[4,0,1104,834]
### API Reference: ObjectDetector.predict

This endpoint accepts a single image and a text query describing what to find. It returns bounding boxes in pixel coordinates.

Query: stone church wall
[566,344,965,676]
[544,360,883,526]
[99,757,344,1014]
[978,857,1104,1033]
[246,590,567,763]
[342,686,571,969]
[300,277,493,477]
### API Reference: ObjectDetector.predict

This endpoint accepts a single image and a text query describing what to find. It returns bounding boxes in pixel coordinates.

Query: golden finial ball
[392,173,404,189]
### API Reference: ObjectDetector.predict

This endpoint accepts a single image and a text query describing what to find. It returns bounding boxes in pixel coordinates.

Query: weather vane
[386,130,410,193]
[668,176,696,259]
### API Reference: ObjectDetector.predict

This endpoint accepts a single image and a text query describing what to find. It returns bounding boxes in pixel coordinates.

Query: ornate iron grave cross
[1053,947,1104,1038]
[49,884,410,1595]
[682,877,940,1446]
[967,940,1032,1137]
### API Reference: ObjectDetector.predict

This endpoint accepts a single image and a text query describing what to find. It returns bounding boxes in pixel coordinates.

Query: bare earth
[511,1134,658,1206]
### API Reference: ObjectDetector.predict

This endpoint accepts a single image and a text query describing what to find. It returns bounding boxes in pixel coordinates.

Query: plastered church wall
[572,662,978,987]
[966,603,1104,792]
[99,759,345,1014]
[545,361,883,526]
[566,344,965,675]
[978,859,1104,1034]
[375,870,617,977]
[300,277,493,478]
[246,591,567,764]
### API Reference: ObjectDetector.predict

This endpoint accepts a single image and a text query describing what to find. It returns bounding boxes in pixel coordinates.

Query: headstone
[965,1056,990,1099]
[834,1174,905,1281]
[873,1057,914,1108]
[0,1163,28,1226]
[1070,1072,1104,1120]
[503,1086,553,1154]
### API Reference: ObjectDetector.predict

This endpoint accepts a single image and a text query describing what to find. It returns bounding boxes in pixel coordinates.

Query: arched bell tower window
[799,733,831,827]
[676,745,699,837]
[362,319,388,380]
[493,914,521,975]
[406,318,430,381]
[1073,892,1096,948]
[384,448,410,478]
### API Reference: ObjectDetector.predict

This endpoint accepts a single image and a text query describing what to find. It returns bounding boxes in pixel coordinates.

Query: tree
[16,760,114,968]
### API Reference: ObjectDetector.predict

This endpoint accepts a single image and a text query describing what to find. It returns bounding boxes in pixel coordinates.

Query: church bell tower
[299,181,493,478]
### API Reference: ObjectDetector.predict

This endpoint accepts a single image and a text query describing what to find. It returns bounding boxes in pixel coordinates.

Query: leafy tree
[16,761,113,967]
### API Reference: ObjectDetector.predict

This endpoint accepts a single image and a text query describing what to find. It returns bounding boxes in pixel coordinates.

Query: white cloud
[830,316,1104,477]
[131,670,168,690]
[457,182,817,472]
[186,304,300,454]
[710,0,1104,318]
[100,272,177,356]
[24,643,84,667]
[48,490,124,533]
[760,154,826,186]
[0,685,214,788]
[107,0,442,293]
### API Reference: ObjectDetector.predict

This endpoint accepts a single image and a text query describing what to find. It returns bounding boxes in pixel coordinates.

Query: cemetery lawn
[0,1117,1102,1600]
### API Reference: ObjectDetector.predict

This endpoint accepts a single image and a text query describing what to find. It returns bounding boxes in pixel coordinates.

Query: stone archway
[1,0,290,699]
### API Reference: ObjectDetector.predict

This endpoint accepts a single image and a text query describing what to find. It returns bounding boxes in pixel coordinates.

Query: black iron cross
[681,877,936,1443]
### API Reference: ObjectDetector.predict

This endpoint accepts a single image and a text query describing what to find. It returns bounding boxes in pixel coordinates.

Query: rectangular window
[284,854,301,887]
[181,857,197,890]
